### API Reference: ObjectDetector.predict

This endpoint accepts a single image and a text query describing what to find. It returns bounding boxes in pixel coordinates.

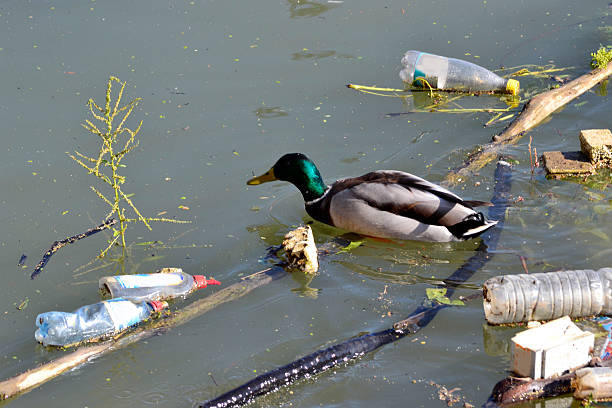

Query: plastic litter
[574,367,612,400]
[483,268,612,325]
[34,298,167,347]
[399,50,519,95]
[594,316,612,360]
[99,268,220,302]
[510,316,593,379]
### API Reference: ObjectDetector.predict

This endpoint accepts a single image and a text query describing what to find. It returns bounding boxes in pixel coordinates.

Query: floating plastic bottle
[483,268,612,325]
[399,50,519,95]
[575,367,612,400]
[99,268,221,302]
[34,298,168,347]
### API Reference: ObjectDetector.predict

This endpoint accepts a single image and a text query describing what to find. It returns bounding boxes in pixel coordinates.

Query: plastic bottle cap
[149,300,168,312]
[506,79,520,96]
[193,275,221,289]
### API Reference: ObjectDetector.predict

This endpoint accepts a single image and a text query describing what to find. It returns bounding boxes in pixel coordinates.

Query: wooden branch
[0,267,285,400]
[486,373,575,406]
[31,218,118,279]
[393,292,483,332]
[0,344,110,399]
[444,61,612,186]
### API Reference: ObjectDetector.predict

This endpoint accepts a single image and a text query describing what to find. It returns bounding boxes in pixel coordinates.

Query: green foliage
[590,45,612,69]
[338,240,364,253]
[425,288,465,306]
[69,76,188,258]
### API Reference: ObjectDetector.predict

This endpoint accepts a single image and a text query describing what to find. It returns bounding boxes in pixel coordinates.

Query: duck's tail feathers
[447,212,497,240]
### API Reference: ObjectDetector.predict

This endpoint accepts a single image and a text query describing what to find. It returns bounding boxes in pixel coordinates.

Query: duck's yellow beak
[247,168,277,185]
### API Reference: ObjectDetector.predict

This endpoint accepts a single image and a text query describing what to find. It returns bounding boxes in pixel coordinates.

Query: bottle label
[114,273,185,289]
[104,299,143,331]
[413,52,448,89]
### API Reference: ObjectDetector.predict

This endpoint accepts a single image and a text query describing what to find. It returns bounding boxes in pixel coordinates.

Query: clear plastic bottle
[99,269,221,302]
[34,298,167,347]
[399,50,519,95]
[483,268,612,324]
[574,367,612,400]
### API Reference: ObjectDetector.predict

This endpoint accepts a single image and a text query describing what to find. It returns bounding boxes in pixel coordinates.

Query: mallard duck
[247,153,497,242]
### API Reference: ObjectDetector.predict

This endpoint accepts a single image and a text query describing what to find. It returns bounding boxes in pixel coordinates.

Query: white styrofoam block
[511,316,594,379]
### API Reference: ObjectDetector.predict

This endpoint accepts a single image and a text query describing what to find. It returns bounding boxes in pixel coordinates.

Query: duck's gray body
[305,170,496,242]
[247,153,497,243]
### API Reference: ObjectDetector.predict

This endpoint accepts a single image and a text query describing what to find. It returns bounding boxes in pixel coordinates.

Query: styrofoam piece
[511,316,594,379]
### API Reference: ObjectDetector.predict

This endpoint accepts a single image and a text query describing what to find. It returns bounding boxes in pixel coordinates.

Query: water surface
[0,1,611,407]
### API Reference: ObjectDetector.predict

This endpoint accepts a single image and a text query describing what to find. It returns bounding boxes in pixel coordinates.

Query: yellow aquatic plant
[591,45,612,69]
[69,76,187,257]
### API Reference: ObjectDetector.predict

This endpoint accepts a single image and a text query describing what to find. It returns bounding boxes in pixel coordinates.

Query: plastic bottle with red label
[99,268,220,302]
[34,298,167,347]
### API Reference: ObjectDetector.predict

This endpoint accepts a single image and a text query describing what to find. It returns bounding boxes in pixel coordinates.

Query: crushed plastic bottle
[99,268,221,302]
[575,367,612,400]
[399,50,519,95]
[483,268,612,325]
[34,298,168,347]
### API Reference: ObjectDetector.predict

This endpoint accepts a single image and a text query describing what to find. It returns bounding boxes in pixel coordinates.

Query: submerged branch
[30,218,118,279]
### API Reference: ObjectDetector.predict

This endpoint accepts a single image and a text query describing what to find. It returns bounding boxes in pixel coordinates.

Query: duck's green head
[247,153,327,201]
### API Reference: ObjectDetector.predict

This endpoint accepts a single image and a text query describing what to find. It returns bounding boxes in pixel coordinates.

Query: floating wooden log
[444,61,612,186]
[486,359,612,406]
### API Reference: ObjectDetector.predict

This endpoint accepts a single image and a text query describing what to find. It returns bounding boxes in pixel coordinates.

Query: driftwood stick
[31,218,118,279]
[0,266,285,401]
[485,373,575,407]
[444,61,612,186]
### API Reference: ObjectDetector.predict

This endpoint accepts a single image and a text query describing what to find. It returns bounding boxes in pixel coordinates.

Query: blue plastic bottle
[34,298,167,347]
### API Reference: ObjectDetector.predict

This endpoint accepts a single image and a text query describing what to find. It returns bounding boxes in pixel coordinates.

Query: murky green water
[1,1,611,407]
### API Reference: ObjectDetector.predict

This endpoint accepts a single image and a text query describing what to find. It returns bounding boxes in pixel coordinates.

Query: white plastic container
[34,298,167,347]
[483,268,612,325]
[99,269,220,302]
[510,316,594,379]
[399,50,519,95]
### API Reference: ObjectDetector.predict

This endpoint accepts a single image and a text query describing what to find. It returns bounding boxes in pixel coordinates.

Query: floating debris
[543,128,612,178]
[282,226,318,274]
[580,129,612,167]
